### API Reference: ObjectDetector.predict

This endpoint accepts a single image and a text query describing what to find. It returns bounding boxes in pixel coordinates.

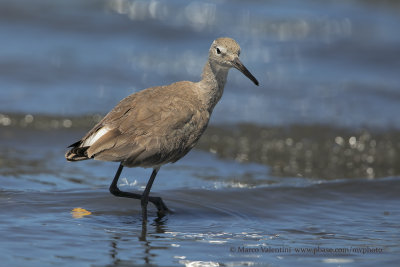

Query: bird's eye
[216,48,221,54]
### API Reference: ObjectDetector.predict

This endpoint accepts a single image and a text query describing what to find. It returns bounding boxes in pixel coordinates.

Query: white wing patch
[83,127,110,147]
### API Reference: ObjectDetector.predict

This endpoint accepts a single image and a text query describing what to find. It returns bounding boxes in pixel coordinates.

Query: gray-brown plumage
[67,82,210,167]
[65,37,258,220]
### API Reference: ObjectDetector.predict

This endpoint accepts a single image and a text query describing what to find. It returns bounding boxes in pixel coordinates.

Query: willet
[65,37,259,221]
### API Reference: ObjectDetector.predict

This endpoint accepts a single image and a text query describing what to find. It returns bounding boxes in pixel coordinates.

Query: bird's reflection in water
[108,214,169,266]
[140,212,167,241]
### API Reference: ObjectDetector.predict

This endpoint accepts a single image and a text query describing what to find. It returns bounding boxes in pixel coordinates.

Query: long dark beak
[233,58,259,86]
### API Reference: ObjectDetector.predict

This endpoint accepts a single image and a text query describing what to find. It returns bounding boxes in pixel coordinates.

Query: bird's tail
[65,141,90,161]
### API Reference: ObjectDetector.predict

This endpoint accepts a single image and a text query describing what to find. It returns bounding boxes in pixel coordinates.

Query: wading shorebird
[65,37,259,221]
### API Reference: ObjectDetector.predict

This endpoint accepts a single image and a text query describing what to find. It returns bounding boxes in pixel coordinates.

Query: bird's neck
[197,60,229,112]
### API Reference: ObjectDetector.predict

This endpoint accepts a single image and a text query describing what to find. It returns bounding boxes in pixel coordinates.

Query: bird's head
[209,37,259,86]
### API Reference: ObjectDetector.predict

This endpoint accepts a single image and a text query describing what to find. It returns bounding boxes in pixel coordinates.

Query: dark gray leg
[109,164,169,220]
[141,167,159,222]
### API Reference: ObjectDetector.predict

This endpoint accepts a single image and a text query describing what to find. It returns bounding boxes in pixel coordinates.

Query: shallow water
[2,179,399,266]
[1,125,399,266]
[1,0,400,266]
